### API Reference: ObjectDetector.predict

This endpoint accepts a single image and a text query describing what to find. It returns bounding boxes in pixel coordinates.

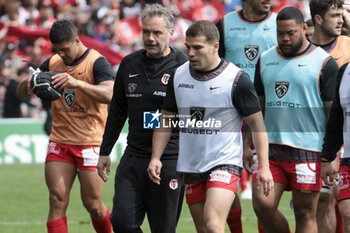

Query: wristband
[77,80,86,89]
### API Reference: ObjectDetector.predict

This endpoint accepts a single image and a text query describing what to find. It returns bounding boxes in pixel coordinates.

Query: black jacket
[100,48,187,158]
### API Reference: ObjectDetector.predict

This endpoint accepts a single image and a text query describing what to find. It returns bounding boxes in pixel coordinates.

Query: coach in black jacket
[97,4,186,233]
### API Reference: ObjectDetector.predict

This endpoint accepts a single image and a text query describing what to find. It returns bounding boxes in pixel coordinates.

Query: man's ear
[303,22,308,32]
[74,36,80,44]
[169,29,175,39]
[213,41,219,52]
[314,14,323,26]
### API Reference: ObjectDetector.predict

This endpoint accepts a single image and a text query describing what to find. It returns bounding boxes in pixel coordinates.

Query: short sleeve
[232,71,261,117]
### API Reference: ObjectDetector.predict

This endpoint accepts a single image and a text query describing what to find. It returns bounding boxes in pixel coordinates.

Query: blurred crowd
[0,0,328,119]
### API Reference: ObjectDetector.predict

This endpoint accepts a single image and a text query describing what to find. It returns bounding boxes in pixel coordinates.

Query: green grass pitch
[0,163,295,233]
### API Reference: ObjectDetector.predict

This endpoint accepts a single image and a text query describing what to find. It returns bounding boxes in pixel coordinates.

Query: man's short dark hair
[186,20,219,44]
[17,67,29,76]
[309,0,344,24]
[277,7,305,25]
[49,19,78,44]
[306,18,314,27]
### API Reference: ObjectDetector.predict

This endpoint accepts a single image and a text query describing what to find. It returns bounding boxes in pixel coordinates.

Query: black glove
[30,71,63,101]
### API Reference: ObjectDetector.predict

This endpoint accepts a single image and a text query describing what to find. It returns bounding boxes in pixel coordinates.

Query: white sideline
[0,220,82,226]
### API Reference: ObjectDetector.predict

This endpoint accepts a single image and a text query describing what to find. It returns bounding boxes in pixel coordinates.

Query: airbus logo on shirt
[153,91,166,97]
[229,27,246,31]
[178,83,194,89]
[266,62,279,66]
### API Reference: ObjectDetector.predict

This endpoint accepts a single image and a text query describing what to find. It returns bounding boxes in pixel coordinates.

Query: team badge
[190,107,205,122]
[275,81,290,98]
[185,184,192,194]
[128,83,137,93]
[161,73,170,85]
[48,142,60,154]
[63,90,75,107]
[339,172,349,191]
[244,45,259,61]
[169,179,179,190]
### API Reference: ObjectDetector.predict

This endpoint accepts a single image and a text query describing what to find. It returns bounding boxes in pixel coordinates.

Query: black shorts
[110,153,184,233]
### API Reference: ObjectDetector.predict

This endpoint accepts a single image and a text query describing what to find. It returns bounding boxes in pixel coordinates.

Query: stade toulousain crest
[64,90,76,107]
[161,73,170,85]
[244,45,259,61]
[275,81,290,98]
[169,179,179,190]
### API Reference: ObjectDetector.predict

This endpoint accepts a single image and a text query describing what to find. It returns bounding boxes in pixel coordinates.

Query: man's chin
[280,49,293,56]
[62,58,72,66]
[147,51,162,58]
[190,64,202,71]
[259,8,270,15]
[332,31,341,37]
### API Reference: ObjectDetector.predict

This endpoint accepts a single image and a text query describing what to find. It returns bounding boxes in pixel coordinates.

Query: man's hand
[51,72,79,89]
[256,167,274,196]
[147,158,162,185]
[30,71,63,101]
[343,8,350,31]
[97,156,111,182]
[321,162,337,186]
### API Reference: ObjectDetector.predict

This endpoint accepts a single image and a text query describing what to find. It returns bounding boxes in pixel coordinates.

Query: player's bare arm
[258,96,266,114]
[321,100,337,186]
[243,111,273,196]
[147,110,176,185]
[51,73,114,103]
[16,75,33,98]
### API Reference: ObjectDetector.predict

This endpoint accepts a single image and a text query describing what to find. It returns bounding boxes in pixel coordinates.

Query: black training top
[100,48,188,158]
[321,63,348,162]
